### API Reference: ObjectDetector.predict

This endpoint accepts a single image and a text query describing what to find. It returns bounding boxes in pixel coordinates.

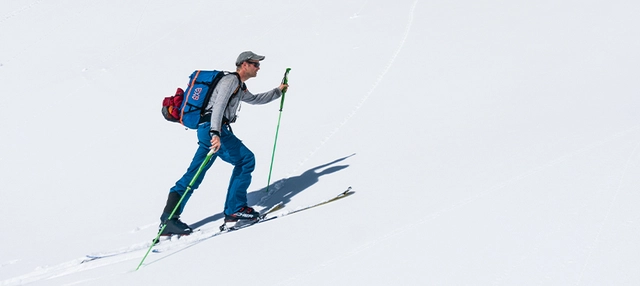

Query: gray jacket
[205,73,282,134]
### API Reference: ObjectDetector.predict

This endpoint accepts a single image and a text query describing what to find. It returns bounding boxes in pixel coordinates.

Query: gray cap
[235,51,265,66]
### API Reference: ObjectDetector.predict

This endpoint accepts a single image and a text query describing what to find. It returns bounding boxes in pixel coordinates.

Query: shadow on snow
[190,154,354,229]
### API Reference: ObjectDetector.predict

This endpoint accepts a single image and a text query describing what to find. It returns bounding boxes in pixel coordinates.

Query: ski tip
[81,256,97,263]
[272,201,285,210]
[338,187,355,198]
[261,201,284,216]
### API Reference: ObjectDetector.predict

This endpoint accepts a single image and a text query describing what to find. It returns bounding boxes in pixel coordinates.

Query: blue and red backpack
[162,70,240,129]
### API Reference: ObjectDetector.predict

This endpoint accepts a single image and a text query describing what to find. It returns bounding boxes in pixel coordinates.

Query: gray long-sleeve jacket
[205,73,282,134]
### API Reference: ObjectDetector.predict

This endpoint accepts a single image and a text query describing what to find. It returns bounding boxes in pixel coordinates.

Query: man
[159,51,289,235]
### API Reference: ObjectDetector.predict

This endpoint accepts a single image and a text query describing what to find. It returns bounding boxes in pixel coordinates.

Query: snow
[1,0,639,285]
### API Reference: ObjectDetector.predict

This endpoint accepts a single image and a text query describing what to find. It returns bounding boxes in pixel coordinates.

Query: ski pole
[266,68,291,193]
[136,149,216,271]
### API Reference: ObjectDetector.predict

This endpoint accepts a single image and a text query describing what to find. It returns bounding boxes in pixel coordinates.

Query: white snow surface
[1,0,640,285]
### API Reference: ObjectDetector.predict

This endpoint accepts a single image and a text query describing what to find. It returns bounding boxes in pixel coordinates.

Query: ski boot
[220,206,260,231]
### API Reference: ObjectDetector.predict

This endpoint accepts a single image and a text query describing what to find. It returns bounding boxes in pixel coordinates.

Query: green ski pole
[136,149,216,271]
[266,68,291,193]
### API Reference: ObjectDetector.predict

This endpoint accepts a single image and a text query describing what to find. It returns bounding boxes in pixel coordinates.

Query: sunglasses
[246,61,260,68]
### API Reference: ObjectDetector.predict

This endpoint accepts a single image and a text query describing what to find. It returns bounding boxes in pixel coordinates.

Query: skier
[159,51,289,235]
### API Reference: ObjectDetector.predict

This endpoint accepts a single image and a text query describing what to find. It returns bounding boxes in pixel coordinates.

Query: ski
[82,187,353,261]
[274,186,353,217]
[151,187,353,254]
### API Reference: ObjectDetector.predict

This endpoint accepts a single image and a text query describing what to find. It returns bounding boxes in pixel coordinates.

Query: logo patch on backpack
[192,88,202,100]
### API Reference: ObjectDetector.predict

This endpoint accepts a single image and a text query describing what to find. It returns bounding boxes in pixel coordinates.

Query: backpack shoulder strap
[228,72,245,95]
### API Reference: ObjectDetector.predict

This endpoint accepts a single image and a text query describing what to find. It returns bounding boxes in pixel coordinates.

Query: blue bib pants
[167,121,255,217]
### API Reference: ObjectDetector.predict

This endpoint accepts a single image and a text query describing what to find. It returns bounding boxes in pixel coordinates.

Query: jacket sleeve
[207,74,239,133]
[241,87,282,105]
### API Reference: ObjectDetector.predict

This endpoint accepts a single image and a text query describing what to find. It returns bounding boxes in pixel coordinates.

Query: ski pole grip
[279,68,291,111]
[282,68,291,85]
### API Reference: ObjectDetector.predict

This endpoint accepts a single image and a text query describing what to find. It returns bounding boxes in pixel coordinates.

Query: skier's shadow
[249,154,353,208]
[190,154,353,229]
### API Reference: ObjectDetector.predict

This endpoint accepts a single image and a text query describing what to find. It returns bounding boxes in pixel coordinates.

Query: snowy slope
[1,0,639,285]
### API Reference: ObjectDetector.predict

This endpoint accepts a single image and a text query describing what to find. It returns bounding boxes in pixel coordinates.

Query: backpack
[162,70,239,129]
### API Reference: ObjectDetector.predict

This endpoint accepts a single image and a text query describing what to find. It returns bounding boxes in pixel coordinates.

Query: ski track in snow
[0,1,76,67]
[282,0,419,181]
[0,0,43,24]
[0,255,135,286]
[0,260,19,269]
[256,0,418,206]
[1,239,153,285]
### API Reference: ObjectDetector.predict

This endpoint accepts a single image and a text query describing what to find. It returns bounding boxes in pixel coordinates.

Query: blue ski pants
[169,122,255,216]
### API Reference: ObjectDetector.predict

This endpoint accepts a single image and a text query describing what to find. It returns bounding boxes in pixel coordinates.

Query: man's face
[245,60,260,77]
